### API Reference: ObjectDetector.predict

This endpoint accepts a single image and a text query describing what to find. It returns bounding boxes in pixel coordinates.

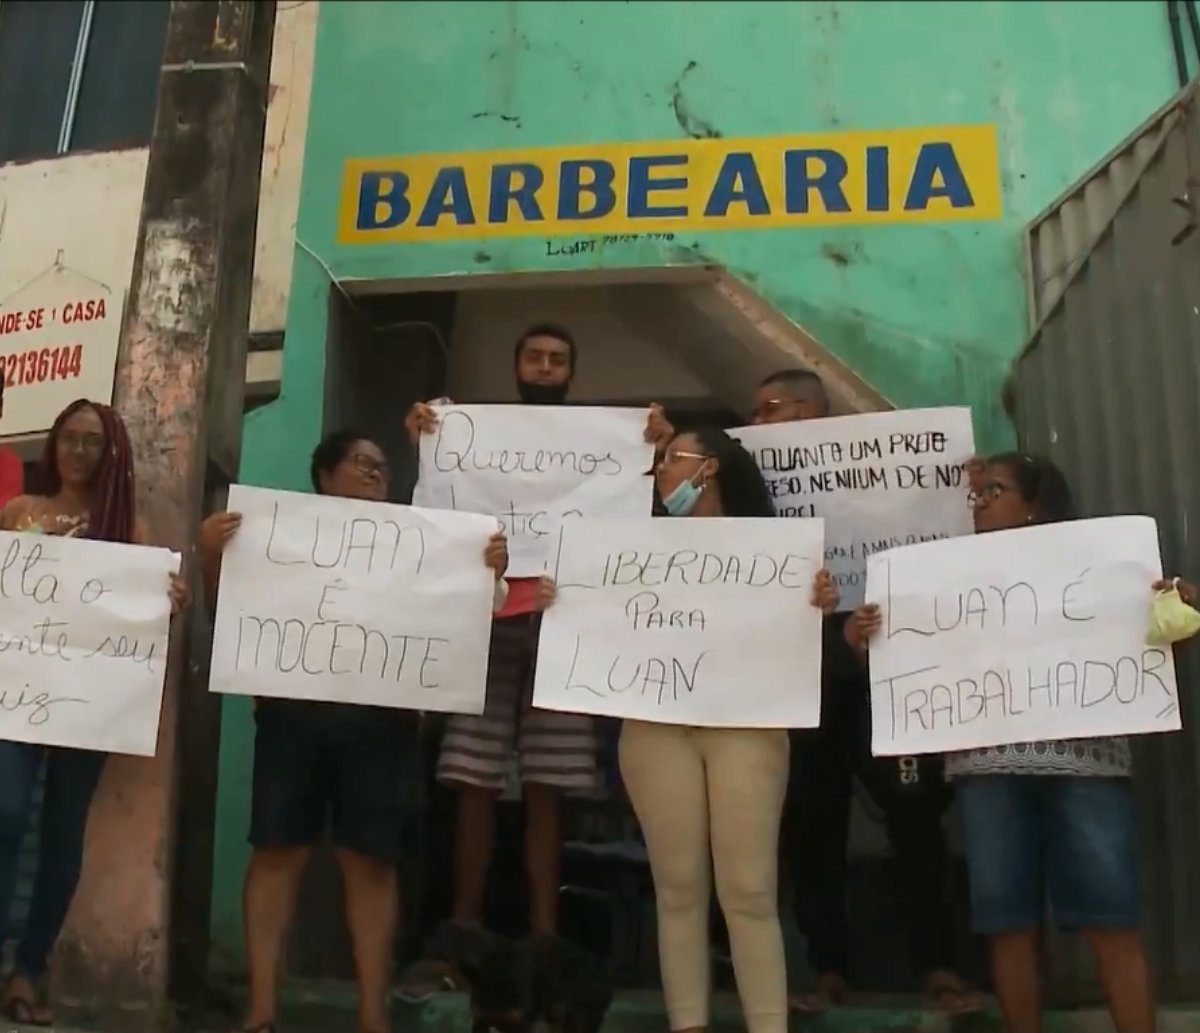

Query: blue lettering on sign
[783,149,851,214]
[905,142,973,210]
[489,163,545,223]
[704,152,770,217]
[865,146,889,212]
[557,160,616,220]
[357,172,410,230]
[627,155,688,218]
[350,137,986,232]
[416,166,476,227]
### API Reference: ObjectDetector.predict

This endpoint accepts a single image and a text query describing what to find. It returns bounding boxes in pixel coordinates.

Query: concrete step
[172,987,1200,1033]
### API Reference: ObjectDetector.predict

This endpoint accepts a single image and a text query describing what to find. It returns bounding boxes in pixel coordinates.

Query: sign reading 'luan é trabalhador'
[338,125,1002,244]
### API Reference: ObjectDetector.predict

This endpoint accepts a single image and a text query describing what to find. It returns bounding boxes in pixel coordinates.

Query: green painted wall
[210,0,1189,964]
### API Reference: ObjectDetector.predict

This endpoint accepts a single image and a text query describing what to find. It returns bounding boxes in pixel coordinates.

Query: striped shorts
[437,613,599,793]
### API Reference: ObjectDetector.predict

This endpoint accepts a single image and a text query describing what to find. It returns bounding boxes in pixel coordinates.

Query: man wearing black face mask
[401,324,671,972]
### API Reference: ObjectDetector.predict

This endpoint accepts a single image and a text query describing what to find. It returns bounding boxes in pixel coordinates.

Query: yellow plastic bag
[1147,581,1200,646]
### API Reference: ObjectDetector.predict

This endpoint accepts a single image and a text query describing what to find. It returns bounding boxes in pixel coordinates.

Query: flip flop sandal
[3,995,52,1027]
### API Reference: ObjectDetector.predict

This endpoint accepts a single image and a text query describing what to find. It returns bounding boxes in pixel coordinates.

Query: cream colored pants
[619,720,790,1033]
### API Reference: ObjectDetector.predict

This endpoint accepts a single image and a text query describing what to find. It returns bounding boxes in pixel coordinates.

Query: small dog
[417,920,614,1033]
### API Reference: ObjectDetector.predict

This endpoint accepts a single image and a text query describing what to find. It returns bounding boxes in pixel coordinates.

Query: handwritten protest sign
[0,533,178,756]
[210,485,498,713]
[413,405,654,577]
[865,516,1180,756]
[532,517,825,727]
[736,408,975,609]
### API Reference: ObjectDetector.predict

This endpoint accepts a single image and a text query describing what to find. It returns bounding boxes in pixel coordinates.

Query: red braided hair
[41,399,136,544]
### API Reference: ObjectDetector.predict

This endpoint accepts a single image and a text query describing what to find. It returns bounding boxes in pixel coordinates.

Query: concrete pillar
[53,2,276,1024]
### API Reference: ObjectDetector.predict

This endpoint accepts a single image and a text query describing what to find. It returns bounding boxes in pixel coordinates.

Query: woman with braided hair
[0,398,188,1026]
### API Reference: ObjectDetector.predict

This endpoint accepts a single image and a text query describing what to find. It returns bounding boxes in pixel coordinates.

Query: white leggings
[619,720,790,1033]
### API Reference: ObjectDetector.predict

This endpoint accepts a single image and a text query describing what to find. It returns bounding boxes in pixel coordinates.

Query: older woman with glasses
[200,429,510,1033]
[846,451,1197,1033]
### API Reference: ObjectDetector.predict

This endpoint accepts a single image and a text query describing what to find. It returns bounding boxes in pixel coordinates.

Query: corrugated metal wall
[1008,81,1200,1001]
[1023,89,1183,328]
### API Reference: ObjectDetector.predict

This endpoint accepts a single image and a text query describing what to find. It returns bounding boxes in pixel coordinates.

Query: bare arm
[0,496,33,533]
[198,512,242,611]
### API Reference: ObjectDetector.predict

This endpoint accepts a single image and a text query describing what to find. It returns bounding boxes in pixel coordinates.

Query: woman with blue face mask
[542,427,837,1033]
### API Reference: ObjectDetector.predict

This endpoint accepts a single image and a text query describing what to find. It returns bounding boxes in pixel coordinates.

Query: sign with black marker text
[413,405,655,577]
[532,518,825,727]
[865,516,1180,756]
[210,485,498,713]
[0,532,178,756]
[736,407,975,609]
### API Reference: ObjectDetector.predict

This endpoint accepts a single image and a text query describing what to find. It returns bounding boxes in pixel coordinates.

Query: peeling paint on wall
[136,223,207,336]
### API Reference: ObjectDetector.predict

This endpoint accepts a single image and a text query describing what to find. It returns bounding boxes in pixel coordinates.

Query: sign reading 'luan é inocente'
[338,125,1003,244]
[210,485,500,714]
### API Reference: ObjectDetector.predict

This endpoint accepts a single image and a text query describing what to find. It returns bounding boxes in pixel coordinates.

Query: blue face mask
[662,475,703,516]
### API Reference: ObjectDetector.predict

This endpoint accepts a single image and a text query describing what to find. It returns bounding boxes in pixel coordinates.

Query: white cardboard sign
[865,516,1181,756]
[0,532,178,756]
[412,404,654,577]
[532,517,825,728]
[735,407,976,609]
[210,485,499,714]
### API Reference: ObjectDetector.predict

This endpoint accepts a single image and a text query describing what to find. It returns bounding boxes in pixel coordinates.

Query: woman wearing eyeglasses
[0,399,188,1027]
[846,451,1197,1033]
[200,429,509,1033]
[541,426,837,1033]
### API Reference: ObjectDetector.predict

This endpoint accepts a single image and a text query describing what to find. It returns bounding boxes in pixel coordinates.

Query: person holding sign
[0,399,188,1028]
[539,426,836,1033]
[743,369,977,1015]
[199,430,510,1033]
[852,452,1197,1033]
[401,323,673,952]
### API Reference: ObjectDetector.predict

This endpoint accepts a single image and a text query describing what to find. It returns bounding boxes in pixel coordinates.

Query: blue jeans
[0,741,105,980]
[957,775,1139,935]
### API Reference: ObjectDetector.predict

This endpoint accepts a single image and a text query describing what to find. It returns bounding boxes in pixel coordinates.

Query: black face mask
[516,379,569,405]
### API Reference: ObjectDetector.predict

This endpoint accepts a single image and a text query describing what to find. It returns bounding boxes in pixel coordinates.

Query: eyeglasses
[351,453,390,481]
[59,431,105,455]
[654,449,711,471]
[967,481,1011,508]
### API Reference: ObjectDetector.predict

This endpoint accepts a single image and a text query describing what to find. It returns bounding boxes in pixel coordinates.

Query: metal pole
[57,0,95,154]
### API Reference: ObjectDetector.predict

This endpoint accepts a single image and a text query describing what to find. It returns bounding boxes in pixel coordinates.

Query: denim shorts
[956,774,1139,934]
